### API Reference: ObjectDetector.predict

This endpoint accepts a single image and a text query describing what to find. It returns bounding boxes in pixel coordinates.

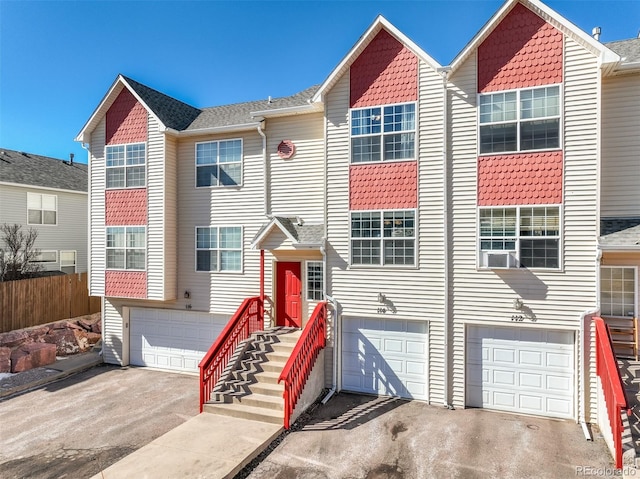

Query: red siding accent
[105,271,147,299]
[350,29,418,108]
[350,161,417,210]
[105,189,148,225]
[478,3,563,93]
[478,151,563,206]
[106,88,148,145]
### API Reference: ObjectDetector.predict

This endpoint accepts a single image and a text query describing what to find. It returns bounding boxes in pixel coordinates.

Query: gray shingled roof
[122,76,202,131]
[0,148,87,192]
[605,38,640,64]
[122,75,319,132]
[185,85,320,131]
[600,218,640,246]
[253,216,325,247]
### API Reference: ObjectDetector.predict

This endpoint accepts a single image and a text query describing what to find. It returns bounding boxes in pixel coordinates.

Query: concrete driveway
[0,364,198,479]
[246,393,614,479]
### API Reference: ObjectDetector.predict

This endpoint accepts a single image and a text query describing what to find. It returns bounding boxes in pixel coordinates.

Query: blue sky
[1,0,638,164]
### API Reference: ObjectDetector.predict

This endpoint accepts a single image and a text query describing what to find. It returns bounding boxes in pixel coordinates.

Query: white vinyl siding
[267,112,325,221]
[176,130,268,315]
[0,184,88,275]
[90,117,107,295]
[601,73,640,217]
[103,298,127,365]
[147,116,167,300]
[326,62,446,400]
[164,134,178,300]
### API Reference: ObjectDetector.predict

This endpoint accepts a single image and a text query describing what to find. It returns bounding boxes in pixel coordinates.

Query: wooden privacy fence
[0,273,101,333]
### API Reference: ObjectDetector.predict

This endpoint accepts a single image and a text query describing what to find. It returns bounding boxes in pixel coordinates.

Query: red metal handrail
[278,301,327,429]
[198,296,262,412]
[594,316,629,468]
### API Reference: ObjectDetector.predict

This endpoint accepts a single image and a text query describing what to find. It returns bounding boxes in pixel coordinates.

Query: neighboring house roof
[605,38,640,64]
[0,148,87,193]
[449,0,620,76]
[600,218,640,249]
[252,216,325,249]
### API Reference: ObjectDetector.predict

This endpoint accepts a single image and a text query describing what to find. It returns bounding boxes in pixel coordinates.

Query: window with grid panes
[106,143,146,188]
[307,261,324,300]
[351,210,415,266]
[600,267,636,318]
[106,226,146,270]
[196,139,242,187]
[196,226,242,271]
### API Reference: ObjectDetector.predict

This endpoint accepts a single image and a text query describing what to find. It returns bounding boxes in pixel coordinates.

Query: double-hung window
[196,139,242,187]
[351,103,416,163]
[479,206,560,269]
[196,226,242,272]
[479,85,560,154]
[27,193,57,225]
[351,210,415,266]
[106,143,146,188]
[106,226,146,270]
[600,267,636,318]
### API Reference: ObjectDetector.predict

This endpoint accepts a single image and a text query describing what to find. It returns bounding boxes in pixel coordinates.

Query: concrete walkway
[91,413,282,479]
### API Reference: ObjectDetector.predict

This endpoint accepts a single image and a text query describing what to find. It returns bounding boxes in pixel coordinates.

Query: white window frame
[477,205,562,270]
[31,250,58,265]
[105,226,146,271]
[195,139,243,188]
[349,102,417,164]
[195,226,243,273]
[478,84,562,155]
[349,209,417,267]
[27,192,57,225]
[600,266,637,318]
[306,261,324,301]
[105,142,147,189]
[60,250,77,274]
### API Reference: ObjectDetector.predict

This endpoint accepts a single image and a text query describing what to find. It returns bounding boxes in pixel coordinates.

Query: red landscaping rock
[10,343,56,373]
[87,332,101,345]
[45,329,80,356]
[0,330,31,348]
[91,322,102,334]
[0,347,11,373]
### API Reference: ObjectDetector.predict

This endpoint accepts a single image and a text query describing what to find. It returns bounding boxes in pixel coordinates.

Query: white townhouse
[76,0,640,433]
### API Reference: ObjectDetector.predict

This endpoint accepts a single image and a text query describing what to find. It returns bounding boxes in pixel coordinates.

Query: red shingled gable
[478,3,563,93]
[105,271,147,299]
[106,88,148,145]
[350,161,417,210]
[478,151,563,206]
[105,189,148,225]
[350,29,418,108]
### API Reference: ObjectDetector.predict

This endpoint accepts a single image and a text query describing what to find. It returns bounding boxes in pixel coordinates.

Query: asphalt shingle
[600,218,640,246]
[0,148,87,192]
[605,38,640,64]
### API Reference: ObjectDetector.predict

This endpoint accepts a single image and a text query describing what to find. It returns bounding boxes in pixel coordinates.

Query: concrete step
[263,351,292,363]
[229,392,283,411]
[249,381,285,397]
[233,369,281,385]
[204,402,283,425]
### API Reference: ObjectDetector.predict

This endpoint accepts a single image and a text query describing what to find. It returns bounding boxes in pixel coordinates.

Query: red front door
[276,262,302,328]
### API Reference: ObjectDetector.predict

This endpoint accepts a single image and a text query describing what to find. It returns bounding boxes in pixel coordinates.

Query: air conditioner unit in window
[481,251,518,269]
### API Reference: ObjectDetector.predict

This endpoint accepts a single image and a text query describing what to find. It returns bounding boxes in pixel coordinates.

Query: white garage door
[130,308,228,373]
[466,325,575,419]
[342,318,428,400]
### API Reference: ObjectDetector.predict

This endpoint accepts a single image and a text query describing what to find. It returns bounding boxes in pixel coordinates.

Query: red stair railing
[279,301,327,429]
[198,296,262,412]
[594,316,630,468]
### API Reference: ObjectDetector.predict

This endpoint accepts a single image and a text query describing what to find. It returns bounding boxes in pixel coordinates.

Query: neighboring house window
[27,193,57,225]
[106,226,146,270]
[60,250,77,274]
[196,139,242,187]
[479,85,560,154]
[479,206,560,269]
[350,103,416,163]
[31,250,57,265]
[106,143,146,188]
[196,226,242,272]
[307,261,324,301]
[350,210,415,266]
[601,267,636,317]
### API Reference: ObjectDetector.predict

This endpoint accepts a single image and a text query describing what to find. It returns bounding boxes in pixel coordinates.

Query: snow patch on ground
[0,372,15,381]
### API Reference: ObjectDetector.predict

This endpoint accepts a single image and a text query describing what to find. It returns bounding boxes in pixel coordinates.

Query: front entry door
[276,262,302,328]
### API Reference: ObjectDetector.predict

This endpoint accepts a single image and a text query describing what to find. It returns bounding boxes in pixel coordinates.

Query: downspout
[438,66,453,409]
[256,121,268,216]
[577,248,603,441]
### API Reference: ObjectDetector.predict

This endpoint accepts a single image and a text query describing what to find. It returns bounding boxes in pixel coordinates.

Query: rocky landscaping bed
[0,313,101,373]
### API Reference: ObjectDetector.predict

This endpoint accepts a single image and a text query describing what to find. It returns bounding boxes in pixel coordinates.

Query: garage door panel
[466,326,574,419]
[130,308,228,373]
[342,318,428,400]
